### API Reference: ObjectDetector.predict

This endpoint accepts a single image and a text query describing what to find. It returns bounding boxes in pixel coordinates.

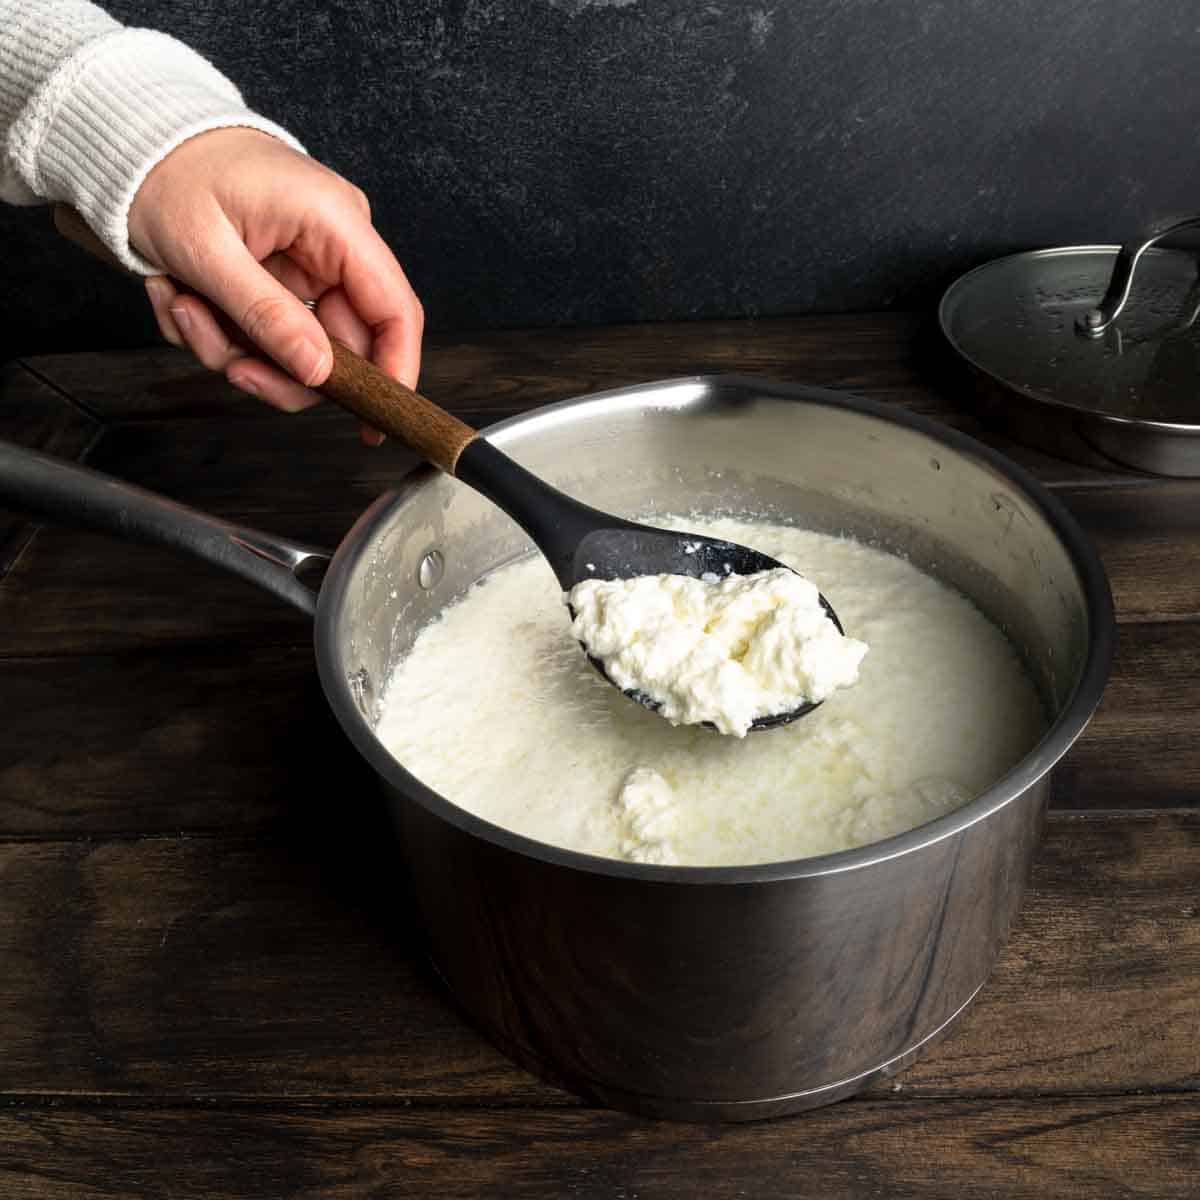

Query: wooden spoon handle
[321,342,476,472]
[52,205,477,474]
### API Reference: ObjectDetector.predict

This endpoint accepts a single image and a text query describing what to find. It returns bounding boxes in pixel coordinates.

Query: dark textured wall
[4,0,1200,354]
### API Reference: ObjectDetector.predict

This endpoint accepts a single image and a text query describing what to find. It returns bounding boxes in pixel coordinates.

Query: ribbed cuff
[7,25,305,273]
[0,1,120,117]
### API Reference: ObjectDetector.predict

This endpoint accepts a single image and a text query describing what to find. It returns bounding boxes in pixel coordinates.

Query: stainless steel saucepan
[0,375,1114,1121]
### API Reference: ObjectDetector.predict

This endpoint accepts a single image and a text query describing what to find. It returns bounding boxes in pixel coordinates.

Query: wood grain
[22,316,930,420]
[0,813,1193,1103]
[0,1096,1195,1200]
[73,404,1101,527]
[1053,622,1200,811]
[14,347,523,428]
[1059,481,1200,622]
[0,508,349,656]
[71,408,1135,538]
[0,834,563,1106]
[0,362,97,578]
[80,413,429,517]
[21,348,306,420]
[322,341,478,472]
[15,323,1143,485]
[0,363,97,458]
[0,645,353,835]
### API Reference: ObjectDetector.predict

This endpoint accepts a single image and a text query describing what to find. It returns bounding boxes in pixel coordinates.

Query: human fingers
[128,129,418,437]
[190,256,382,427]
[313,287,385,445]
[225,357,323,413]
[213,283,384,433]
[163,292,314,413]
[166,292,249,373]
[334,224,424,389]
[314,285,368,354]
[176,222,333,388]
[144,276,183,347]
[260,252,325,306]
[129,132,332,386]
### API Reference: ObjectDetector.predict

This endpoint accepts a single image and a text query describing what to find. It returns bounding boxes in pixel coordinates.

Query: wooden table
[1,314,1196,1198]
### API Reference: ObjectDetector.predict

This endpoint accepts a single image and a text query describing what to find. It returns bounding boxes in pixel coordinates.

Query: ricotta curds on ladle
[567,567,869,738]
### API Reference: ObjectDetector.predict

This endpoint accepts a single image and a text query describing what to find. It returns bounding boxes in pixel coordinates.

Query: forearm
[0,0,302,272]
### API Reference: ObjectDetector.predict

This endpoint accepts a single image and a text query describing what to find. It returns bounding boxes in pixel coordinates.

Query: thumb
[190,233,331,387]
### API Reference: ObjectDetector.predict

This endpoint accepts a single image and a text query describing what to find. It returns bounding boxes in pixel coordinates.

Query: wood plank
[81,411,436,518]
[0,508,350,657]
[23,325,1133,487]
[0,645,357,836]
[0,1095,1195,1199]
[1053,622,1200,811]
[0,363,97,456]
[21,316,929,421]
[19,348,286,422]
[0,623,1194,836]
[0,362,98,577]
[1059,481,1200,623]
[0,813,1194,1103]
[0,831,562,1107]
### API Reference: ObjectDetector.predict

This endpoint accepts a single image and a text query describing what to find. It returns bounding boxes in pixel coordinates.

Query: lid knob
[1078,216,1200,337]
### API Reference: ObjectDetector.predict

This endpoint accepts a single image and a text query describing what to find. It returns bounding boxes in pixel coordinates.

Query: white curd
[568,568,869,737]
[376,517,1046,868]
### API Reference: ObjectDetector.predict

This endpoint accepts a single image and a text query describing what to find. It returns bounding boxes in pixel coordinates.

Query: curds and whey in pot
[376,515,1046,867]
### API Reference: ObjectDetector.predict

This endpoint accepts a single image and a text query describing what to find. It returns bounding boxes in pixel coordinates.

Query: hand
[128,127,423,444]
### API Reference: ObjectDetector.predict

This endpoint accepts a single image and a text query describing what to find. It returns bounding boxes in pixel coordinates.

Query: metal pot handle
[0,439,330,616]
[1078,215,1200,336]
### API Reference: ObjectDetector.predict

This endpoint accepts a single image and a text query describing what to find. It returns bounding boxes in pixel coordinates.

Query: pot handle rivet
[418,549,445,589]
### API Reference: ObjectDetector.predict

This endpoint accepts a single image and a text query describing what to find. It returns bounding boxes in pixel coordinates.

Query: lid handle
[1078,216,1200,336]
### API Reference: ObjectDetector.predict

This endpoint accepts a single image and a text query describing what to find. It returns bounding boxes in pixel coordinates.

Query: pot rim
[314,374,1115,885]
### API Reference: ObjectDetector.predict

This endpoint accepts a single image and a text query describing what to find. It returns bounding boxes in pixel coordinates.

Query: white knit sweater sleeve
[0,0,305,273]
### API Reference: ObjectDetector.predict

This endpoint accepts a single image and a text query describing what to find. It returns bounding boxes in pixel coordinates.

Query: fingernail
[292,340,329,387]
[156,313,184,349]
[169,305,191,334]
[145,277,171,304]
[228,371,257,396]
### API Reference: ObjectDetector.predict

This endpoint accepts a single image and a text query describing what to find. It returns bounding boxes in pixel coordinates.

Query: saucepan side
[0,375,1114,1121]
[312,375,1114,1120]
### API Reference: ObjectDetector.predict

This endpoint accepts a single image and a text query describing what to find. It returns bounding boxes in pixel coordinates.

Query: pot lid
[939,217,1200,429]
